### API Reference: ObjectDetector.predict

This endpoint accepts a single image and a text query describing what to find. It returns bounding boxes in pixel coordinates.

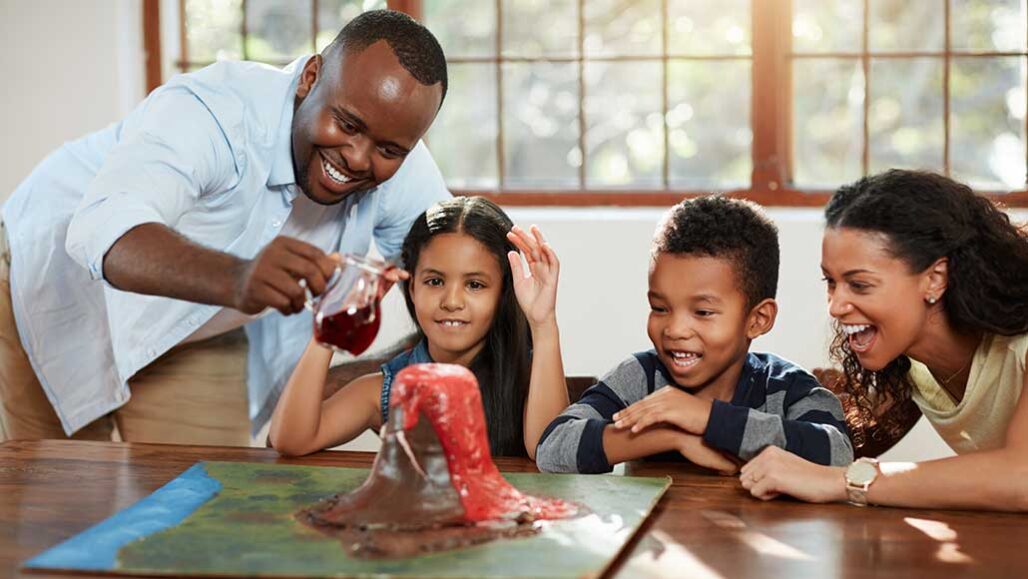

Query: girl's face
[821,227,936,371]
[410,232,504,366]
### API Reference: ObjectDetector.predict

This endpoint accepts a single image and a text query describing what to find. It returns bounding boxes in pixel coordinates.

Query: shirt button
[272,219,282,228]
[147,348,156,358]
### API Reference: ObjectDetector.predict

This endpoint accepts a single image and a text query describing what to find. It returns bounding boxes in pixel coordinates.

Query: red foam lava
[390,364,576,522]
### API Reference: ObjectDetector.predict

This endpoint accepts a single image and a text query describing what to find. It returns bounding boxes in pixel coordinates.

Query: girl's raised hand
[506,224,560,328]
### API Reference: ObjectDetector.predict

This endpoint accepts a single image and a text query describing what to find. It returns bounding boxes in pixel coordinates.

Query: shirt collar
[266,56,309,189]
[410,340,434,364]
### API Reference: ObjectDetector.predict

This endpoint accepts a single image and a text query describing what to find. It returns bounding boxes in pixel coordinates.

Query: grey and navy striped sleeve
[702,356,854,466]
[535,354,652,473]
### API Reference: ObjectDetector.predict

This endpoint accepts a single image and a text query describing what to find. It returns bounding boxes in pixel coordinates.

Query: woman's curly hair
[824,170,1028,452]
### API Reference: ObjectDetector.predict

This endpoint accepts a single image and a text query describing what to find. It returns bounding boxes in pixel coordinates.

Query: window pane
[584,0,661,57]
[667,0,750,56]
[185,0,242,63]
[584,62,663,188]
[317,0,386,52]
[502,0,577,58]
[245,0,312,62]
[424,0,496,58]
[869,58,944,173]
[503,63,580,189]
[951,57,1027,189]
[793,59,864,187]
[952,0,1027,52]
[426,64,498,189]
[792,0,862,54]
[668,61,751,188]
[869,0,944,53]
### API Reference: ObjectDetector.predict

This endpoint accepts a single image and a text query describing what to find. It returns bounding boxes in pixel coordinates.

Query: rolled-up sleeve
[372,140,451,263]
[65,88,237,282]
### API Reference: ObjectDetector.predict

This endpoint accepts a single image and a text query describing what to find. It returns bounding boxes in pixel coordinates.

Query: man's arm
[65,89,337,315]
[104,224,338,316]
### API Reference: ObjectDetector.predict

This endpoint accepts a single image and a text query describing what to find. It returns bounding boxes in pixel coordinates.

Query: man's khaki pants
[0,220,251,445]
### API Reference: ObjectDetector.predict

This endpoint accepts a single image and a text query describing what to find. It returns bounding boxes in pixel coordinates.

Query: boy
[536,196,853,474]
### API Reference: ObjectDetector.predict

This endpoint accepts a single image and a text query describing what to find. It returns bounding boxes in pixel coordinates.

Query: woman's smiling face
[821,227,936,371]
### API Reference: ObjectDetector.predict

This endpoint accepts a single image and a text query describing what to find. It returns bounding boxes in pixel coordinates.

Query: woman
[740,170,1028,511]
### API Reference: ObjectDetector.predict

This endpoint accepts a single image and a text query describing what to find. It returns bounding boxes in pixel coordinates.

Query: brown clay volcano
[297,364,577,558]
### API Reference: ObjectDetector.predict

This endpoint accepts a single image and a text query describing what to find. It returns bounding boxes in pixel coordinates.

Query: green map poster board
[25,461,669,578]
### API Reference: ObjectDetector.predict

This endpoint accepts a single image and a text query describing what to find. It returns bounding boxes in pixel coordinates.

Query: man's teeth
[323,158,352,184]
[842,324,872,336]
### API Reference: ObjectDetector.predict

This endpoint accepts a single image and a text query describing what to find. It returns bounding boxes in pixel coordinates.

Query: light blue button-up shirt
[2,57,450,435]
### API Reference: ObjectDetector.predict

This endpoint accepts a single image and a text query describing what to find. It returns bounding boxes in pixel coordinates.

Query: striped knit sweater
[536,350,853,473]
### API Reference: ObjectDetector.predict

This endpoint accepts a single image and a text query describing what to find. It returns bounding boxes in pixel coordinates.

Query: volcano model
[298,364,578,558]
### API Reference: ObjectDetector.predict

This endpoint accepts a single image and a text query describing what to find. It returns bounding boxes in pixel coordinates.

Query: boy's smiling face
[646,252,769,395]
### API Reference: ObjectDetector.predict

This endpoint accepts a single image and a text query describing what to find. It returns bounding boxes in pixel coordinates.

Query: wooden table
[1,440,1025,578]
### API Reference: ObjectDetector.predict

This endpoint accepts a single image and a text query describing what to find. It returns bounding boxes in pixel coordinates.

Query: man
[0,10,450,444]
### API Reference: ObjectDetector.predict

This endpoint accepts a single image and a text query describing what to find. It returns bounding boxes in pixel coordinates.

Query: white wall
[6,1,1025,464]
[0,0,144,202]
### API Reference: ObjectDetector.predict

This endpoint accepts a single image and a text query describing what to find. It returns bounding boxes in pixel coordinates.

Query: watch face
[848,460,877,486]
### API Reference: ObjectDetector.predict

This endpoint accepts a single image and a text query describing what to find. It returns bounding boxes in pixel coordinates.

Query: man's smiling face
[291,40,443,205]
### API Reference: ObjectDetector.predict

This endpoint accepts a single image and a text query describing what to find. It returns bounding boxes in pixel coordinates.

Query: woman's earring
[927,296,937,304]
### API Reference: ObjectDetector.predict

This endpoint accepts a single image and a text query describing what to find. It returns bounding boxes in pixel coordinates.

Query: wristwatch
[844,457,880,507]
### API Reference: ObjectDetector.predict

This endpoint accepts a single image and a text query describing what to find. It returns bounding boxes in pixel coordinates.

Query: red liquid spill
[314,303,381,356]
[390,364,577,523]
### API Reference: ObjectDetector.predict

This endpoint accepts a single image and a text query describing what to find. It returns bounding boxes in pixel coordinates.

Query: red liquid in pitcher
[314,303,381,355]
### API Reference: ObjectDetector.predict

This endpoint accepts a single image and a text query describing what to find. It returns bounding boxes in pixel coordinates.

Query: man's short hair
[325,9,448,103]
[653,195,780,307]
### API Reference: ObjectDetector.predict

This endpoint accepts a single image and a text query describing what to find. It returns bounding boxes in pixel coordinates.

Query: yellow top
[908,333,1027,454]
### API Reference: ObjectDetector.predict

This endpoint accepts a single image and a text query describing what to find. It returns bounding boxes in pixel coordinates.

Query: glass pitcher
[302,253,387,355]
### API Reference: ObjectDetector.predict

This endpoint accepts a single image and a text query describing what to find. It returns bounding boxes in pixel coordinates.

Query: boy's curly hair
[653,195,780,307]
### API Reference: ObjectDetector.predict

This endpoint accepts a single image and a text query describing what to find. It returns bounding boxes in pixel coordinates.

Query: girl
[739,170,1028,512]
[269,196,569,458]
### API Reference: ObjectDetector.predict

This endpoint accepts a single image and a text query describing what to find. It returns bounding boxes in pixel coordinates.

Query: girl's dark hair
[399,196,532,457]
[824,169,1028,449]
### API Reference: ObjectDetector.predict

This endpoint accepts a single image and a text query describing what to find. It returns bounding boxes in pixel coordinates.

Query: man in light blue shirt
[0,10,450,443]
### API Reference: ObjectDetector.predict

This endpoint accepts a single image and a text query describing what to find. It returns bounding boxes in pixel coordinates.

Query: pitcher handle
[298,265,343,312]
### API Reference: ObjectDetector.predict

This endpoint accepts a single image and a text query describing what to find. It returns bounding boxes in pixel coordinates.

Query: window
[153,0,1028,206]
[792,0,1028,193]
[171,0,386,71]
[422,0,752,196]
